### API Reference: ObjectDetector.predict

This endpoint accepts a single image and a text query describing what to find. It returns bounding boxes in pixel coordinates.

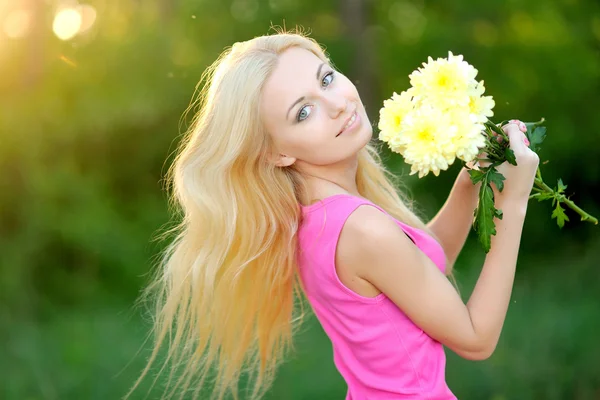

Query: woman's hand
[493,120,540,205]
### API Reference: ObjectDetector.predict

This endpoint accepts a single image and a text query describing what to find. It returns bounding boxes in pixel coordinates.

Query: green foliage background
[1,0,599,398]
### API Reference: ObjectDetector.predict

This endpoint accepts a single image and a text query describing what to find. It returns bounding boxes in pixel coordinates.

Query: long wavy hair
[129,29,449,400]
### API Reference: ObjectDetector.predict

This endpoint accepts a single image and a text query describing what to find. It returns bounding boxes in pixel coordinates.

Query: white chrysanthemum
[448,109,487,163]
[409,51,479,110]
[392,105,459,178]
[378,91,414,144]
[468,80,495,123]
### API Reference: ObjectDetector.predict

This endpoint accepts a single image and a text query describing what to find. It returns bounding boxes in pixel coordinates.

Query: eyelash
[296,71,335,123]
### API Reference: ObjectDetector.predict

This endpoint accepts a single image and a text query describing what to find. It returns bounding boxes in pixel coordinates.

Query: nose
[323,92,348,119]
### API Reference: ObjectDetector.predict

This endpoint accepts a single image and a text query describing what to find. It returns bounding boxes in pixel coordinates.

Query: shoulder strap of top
[301,194,416,255]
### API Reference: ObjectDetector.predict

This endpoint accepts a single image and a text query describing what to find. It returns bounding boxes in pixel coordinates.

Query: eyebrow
[286,62,326,121]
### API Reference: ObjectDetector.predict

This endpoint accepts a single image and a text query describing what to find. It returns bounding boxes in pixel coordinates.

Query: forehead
[269,47,323,84]
[261,47,325,115]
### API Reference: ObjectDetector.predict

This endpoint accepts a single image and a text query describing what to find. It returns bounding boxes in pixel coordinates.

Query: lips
[337,111,357,137]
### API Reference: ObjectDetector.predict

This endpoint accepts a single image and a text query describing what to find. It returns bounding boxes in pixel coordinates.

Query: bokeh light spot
[3,9,31,39]
[231,0,259,23]
[472,19,498,47]
[78,4,97,34]
[53,8,82,41]
[313,14,341,39]
[592,16,600,42]
[389,1,426,42]
[268,0,295,13]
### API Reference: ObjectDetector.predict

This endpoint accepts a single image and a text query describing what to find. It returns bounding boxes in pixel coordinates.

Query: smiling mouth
[337,111,357,137]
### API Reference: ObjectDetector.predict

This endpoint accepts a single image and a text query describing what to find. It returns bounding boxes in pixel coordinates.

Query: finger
[466,159,479,170]
[508,119,527,133]
[505,119,531,149]
[503,122,529,152]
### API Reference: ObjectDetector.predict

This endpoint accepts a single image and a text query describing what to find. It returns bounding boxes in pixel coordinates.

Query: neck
[297,156,360,203]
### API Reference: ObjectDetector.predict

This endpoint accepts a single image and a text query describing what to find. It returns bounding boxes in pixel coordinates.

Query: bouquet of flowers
[378,52,597,253]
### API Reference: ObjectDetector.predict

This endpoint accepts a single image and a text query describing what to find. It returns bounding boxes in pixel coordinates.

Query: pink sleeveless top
[297,194,456,400]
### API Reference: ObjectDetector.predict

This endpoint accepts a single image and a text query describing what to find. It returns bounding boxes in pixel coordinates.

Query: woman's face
[261,47,372,169]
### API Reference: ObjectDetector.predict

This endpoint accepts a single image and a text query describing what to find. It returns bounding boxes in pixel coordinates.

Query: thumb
[503,120,529,153]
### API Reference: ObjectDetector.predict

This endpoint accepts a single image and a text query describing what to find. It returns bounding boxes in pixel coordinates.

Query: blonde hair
[129,29,450,400]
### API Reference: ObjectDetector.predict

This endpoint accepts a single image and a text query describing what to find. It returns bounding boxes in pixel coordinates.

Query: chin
[359,123,374,146]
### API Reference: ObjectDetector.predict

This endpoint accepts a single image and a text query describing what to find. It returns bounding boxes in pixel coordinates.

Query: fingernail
[508,119,527,132]
[524,136,530,146]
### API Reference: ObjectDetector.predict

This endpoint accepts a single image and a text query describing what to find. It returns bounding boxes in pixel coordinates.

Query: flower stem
[532,167,598,225]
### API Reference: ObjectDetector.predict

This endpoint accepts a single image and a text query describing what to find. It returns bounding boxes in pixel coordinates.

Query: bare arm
[426,167,480,267]
[343,202,526,360]
[338,122,539,360]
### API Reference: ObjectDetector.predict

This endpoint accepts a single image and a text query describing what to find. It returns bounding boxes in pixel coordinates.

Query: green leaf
[530,192,554,202]
[557,178,567,194]
[524,119,546,133]
[504,148,517,166]
[487,167,506,192]
[524,122,537,133]
[474,184,499,253]
[485,121,506,138]
[468,168,485,185]
[551,203,570,228]
[527,126,546,153]
[495,208,503,219]
[472,166,510,252]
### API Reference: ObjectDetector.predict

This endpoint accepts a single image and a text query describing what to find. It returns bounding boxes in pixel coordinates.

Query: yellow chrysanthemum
[448,109,487,163]
[378,52,492,178]
[392,105,459,178]
[377,91,414,144]
[468,81,495,123]
[409,51,479,110]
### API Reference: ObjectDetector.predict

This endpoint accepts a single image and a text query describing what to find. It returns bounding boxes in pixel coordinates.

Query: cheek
[289,113,333,151]
[338,75,359,96]
[289,133,325,156]
[295,134,347,165]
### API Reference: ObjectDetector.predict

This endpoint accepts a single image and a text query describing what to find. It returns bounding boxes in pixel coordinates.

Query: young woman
[132,31,539,400]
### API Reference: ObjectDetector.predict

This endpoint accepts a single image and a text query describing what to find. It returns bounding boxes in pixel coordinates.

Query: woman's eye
[321,71,334,87]
[297,105,312,122]
[295,72,334,122]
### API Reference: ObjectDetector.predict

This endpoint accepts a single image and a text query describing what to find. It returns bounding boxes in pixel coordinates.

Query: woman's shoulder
[299,193,392,243]
[335,203,419,284]
[301,193,377,213]
[340,203,400,242]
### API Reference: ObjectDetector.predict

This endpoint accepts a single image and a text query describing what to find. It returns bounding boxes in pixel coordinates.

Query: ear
[274,154,296,167]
